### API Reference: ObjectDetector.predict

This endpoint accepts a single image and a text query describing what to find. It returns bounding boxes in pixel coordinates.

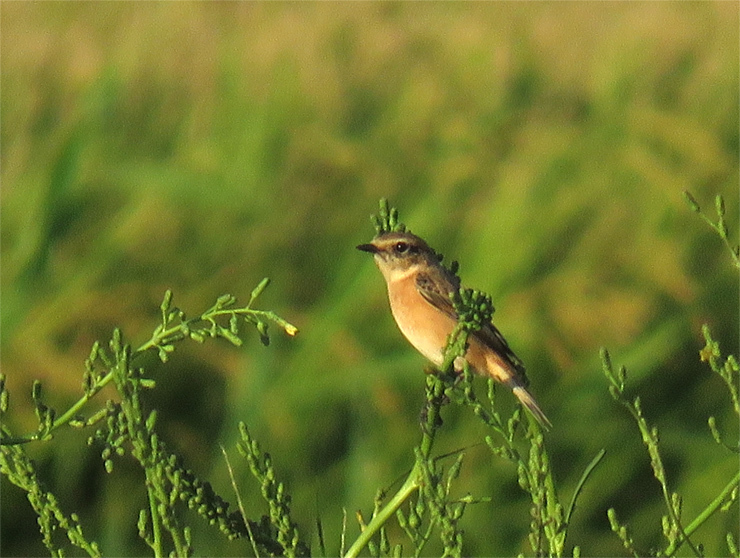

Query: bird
[357,230,551,429]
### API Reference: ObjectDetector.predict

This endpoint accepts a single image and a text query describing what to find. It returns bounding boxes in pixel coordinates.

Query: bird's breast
[386,275,456,367]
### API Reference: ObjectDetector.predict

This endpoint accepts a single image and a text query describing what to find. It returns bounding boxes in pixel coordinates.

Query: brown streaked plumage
[358,231,550,429]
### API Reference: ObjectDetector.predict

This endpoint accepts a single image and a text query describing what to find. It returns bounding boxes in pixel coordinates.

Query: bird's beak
[356,242,379,254]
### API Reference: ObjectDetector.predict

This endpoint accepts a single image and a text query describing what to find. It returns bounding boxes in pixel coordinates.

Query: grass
[1,2,738,556]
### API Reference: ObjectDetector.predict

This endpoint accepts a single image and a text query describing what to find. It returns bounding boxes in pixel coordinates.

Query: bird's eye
[394,242,409,254]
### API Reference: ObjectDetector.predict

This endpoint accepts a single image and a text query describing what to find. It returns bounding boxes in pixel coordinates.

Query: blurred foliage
[1,2,738,556]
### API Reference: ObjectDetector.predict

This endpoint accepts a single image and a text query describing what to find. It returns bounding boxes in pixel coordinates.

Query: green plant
[1,282,300,557]
[2,195,736,557]
[341,200,600,558]
[683,191,740,270]
[601,192,739,557]
[1,200,595,558]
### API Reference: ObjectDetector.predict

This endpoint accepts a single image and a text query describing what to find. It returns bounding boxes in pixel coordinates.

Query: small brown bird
[358,231,551,428]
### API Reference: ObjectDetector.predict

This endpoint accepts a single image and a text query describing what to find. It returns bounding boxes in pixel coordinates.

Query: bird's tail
[512,386,552,430]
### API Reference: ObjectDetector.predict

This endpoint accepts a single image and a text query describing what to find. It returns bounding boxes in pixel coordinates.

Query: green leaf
[683,190,701,212]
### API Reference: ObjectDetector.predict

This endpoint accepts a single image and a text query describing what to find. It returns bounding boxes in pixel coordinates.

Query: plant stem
[146,472,164,558]
[343,462,423,558]
[565,449,606,525]
[664,469,740,556]
[1,295,298,446]
[343,373,447,557]
[2,352,134,445]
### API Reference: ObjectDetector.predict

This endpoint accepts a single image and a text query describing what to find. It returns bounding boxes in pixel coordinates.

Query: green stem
[565,449,606,525]
[664,469,740,556]
[697,209,740,270]
[343,462,423,558]
[1,301,298,446]
[419,376,445,459]
[344,373,447,558]
[2,351,135,445]
[146,471,164,558]
[630,405,702,557]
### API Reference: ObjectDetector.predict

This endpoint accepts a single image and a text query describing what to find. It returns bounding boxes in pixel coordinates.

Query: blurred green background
[2,2,738,556]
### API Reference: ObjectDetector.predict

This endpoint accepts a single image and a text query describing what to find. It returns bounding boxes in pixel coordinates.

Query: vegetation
[2,3,738,556]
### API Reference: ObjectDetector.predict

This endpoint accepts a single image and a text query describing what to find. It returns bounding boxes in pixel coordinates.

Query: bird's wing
[415,270,460,321]
[416,270,528,381]
[475,323,528,380]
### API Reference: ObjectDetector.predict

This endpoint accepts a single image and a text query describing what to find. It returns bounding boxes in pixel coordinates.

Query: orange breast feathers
[386,270,519,386]
[385,271,456,367]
